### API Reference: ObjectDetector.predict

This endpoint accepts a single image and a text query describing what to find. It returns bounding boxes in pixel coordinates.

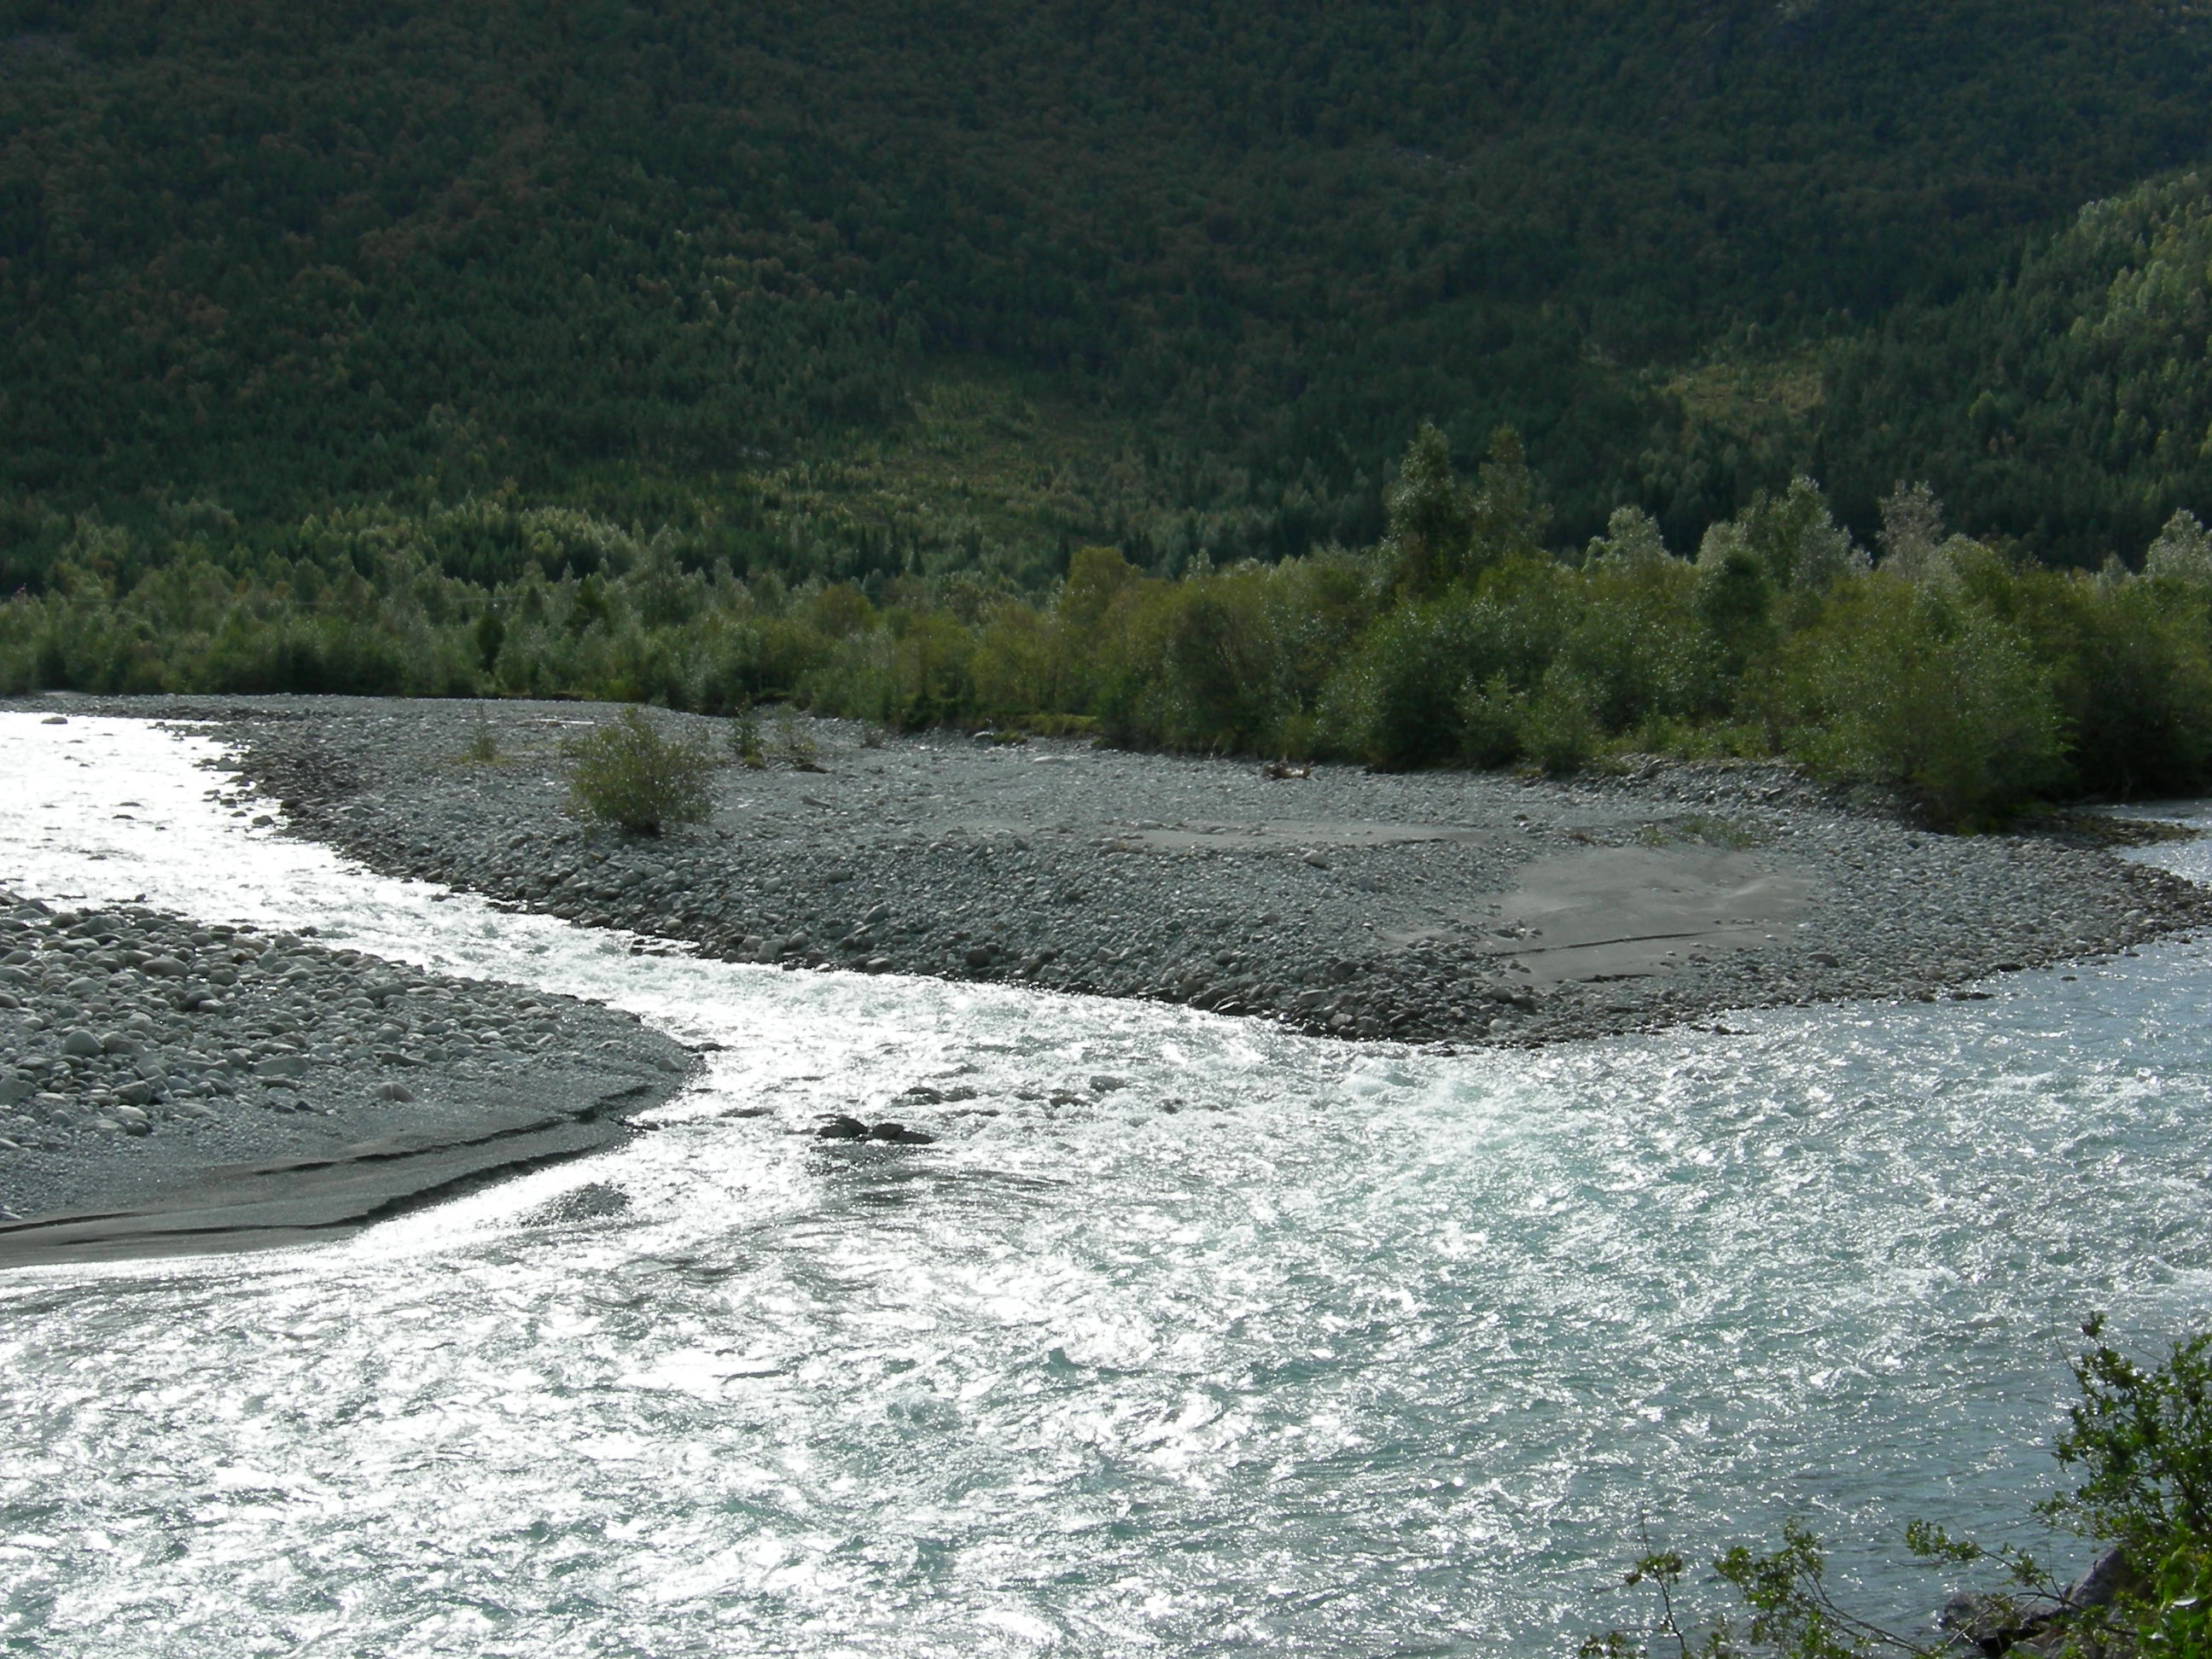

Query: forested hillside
[8,0,2212,586]
[1821,170,2212,562]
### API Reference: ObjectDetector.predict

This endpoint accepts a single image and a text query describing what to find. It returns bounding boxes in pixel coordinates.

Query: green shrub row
[11,429,2212,828]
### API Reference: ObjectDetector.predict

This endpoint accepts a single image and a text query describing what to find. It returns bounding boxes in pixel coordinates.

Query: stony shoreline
[0,873,691,1265]
[25,692,2209,1056]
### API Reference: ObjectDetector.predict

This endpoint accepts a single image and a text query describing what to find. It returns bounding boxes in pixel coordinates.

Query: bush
[1522,663,1603,775]
[1767,575,2064,827]
[2000,568,2212,800]
[563,708,715,835]
[1318,598,1476,768]
[771,707,825,771]
[2046,1319,2212,1553]
[1,431,2199,825]
[728,699,765,767]
[1318,557,1574,771]
[1088,553,1371,754]
[207,614,413,696]
[1556,555,1720,733]
[1156,573,1295,751]
[1456,672,1527,767]
[883,609,976,728]
[1382,422,1476,597]
[969,601,1067,724]
[460,710,503,765]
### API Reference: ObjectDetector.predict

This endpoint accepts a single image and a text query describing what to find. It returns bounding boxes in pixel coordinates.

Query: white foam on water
[3,713,2209,1656]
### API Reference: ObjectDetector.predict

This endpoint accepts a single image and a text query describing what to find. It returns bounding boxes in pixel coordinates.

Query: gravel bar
[0,870,692,1265]
[21,694,2204,1060]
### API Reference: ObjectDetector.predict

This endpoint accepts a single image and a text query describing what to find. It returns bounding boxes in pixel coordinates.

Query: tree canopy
[7,0,2212,579]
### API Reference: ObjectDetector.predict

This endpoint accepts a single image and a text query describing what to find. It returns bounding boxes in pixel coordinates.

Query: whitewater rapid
[3,713,2209,1656]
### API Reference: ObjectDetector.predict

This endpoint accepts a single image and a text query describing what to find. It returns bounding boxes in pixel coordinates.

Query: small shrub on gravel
[772,707,825,771]
[460,710,504,765]
[564,708,714,835]
[729,699,765,769]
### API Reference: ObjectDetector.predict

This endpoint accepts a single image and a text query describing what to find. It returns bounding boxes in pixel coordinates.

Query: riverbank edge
[0,714,701,1265]
[114,694,2212,1051]
[0,1074,684,1270]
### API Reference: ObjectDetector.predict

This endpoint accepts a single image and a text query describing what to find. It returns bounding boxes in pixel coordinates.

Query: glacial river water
[2,713,2210,1656]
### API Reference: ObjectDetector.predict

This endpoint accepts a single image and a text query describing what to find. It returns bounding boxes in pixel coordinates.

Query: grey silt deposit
[0,881,691,1263]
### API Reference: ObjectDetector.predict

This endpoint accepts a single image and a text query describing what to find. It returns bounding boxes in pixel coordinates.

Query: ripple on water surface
[2,715,2210,1656]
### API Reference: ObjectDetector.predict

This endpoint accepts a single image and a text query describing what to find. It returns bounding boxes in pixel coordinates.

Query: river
[3,713,2209,1656]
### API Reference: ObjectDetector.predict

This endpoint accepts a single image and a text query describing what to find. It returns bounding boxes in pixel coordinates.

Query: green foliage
[2045,1318,2212,1554]
[562,708,714,836]
[1740,481,1866,599]
[1585,507,1671,569]
[771,707,825,773]
[1383,424,1476,598]
[1582,1525,1926,1659]
[728,700,765,770]
[1639,815,1762,852]
[9,439,2212,828]
[473,608,507,676]
[1708,1522,1889,1659]
[1994,563,2212,801]
[1576,1545,1696,1659]
[2140,1543,2212,1654]
[1696,541,1778,681]
[1824,171,2212,564]
[1470,427,1553,573]
[1558,556,1722,734]
[1522,664,1604,777]
[1765,573,2064,828]
[460,711,502,765]
[1321,599,1481,770]
[1455,674,1529,770]
[1091,552,1374,755]
[1375,421,1550,597]
[2146,511,2212,586]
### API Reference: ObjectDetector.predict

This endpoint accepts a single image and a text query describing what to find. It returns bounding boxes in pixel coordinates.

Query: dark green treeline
[15,428,2212,830]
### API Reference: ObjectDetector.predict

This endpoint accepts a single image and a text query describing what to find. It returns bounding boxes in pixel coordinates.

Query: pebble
[45,694,2212,1061]
[0,876,693,1220]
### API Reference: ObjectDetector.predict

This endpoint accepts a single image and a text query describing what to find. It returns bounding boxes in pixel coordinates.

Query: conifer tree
[1382,423,1475,597]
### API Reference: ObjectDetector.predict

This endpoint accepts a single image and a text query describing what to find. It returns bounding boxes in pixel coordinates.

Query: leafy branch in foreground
[2043,1314,2212,1552]
[1583,1525,1948,1659]
[1585,1318,2212,1657]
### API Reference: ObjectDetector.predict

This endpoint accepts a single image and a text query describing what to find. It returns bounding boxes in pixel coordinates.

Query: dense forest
[1821,170,2212,560]
[9,0,2212,584]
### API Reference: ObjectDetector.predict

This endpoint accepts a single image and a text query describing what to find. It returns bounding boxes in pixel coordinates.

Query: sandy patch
[1396,846,1819,988]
